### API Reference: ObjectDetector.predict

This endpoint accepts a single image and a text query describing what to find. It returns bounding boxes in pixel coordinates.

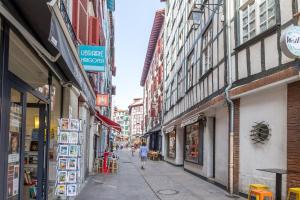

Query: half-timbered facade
[141,9,165,152]
[163,0,300,198]
[163,0,229,188]
[228,0,300,197]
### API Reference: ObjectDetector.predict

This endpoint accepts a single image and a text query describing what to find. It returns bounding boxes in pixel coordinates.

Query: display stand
[55,118,82,198]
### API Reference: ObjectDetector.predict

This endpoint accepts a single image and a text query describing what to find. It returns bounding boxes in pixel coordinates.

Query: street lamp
[188,1,223,30]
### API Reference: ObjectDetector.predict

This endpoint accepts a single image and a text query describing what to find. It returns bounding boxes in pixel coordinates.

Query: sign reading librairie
[79,45,106,72]
[280,25,300,58]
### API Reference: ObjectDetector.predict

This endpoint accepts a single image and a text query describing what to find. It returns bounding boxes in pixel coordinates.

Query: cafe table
[256,168,288,200]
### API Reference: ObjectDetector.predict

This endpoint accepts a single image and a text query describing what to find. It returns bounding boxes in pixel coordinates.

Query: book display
[55,119,82,198]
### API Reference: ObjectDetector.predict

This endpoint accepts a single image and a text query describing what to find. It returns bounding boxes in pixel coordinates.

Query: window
[186,51,194,90]
[259,0,275,32]
[168,131,176,158]
[184,122,203,164]
[177,67,184,99]
[241,2,256,42]
[202,25,213,73]
[240,0,276,43]
[171,78,177,106]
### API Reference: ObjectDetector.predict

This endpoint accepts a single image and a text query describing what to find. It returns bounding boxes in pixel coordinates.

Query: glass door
[6,86,49,200]
[6,88,24,200]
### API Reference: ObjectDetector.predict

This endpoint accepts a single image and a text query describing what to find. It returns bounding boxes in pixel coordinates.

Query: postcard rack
[55,118,82,198]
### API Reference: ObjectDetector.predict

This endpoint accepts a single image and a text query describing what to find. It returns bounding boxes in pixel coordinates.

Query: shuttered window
[88,16,100,45]
[72,0,88,44]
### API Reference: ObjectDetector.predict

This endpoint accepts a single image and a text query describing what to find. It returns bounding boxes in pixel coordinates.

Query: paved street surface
[76,150,242,200]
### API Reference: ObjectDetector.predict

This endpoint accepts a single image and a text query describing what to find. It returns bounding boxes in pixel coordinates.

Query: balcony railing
[59,1,79,47]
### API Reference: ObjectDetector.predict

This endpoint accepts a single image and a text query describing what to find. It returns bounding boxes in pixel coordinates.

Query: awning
[96,112,121,132]
[143,125,162,137]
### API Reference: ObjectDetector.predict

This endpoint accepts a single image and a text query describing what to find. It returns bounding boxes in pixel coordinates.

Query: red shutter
[72,0,88,44]
[88,16,100,45]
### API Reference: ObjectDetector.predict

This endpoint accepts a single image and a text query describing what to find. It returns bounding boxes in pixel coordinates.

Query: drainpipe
[224,0,235,196]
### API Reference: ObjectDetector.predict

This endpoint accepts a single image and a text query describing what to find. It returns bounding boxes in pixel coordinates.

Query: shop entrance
[6,77,49,200]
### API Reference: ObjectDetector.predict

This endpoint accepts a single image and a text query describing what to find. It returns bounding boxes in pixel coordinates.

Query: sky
[113,0,164,110]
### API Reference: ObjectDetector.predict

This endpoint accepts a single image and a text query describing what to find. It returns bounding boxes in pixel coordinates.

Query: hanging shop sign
[55,118,82,197]
[280,25,300,58]
[79,45,106,72]
[96,94,109,107]
[107,0,115,11]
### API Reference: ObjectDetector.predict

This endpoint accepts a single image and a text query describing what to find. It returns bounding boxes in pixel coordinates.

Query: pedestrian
[131,145,135,157]
[139,142,148,170]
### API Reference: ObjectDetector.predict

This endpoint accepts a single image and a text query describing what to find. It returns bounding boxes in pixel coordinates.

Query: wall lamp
[188,1,223,30]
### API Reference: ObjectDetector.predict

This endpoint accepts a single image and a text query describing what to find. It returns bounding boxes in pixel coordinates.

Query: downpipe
[223,0,237,197]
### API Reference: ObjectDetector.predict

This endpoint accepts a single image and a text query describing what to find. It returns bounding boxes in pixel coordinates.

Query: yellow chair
[287,188,300,200]
[250,189,273,200]
[248,184,270,200]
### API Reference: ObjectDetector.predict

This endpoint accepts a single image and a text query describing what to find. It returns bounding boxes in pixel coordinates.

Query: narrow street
[76,150,240,200]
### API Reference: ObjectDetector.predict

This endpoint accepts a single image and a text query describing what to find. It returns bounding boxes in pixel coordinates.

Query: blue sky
[113,0,164,110]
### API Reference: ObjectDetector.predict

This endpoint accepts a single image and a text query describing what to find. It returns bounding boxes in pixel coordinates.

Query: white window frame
[202,25,213,73]
[239,0,277,43]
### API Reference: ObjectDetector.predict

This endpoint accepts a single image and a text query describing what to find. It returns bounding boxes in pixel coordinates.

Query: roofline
[140,9,165,86]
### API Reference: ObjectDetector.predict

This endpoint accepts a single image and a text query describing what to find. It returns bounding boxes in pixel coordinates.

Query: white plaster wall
[265,34,279,70]
[239,86,287,199]
[215,106,229,187]
[250,42,261,75]
[280,0,293,24]
[238,49,248,79]
[176,127,184,165]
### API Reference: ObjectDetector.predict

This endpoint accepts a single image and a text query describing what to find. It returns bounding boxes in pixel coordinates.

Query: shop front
[0,24,62,199]
[0,1,96,199]
[167,130,176,159]
[182,119,205,175]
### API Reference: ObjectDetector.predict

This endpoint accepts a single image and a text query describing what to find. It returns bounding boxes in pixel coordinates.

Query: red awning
[96,112,121,132]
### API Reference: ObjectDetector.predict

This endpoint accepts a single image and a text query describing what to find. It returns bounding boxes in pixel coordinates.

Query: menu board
[55,119,82,197]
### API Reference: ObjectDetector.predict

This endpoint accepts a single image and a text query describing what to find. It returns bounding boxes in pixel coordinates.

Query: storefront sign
[79,45,106,72]
[107,0,115,11]
[96,94,109,107]
[280,25,300,58]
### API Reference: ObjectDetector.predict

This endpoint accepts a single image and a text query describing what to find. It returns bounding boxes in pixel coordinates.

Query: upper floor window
[186,51,194,90]
[240,0,276,43]
[177,66,184,99]
[202,25,213,73]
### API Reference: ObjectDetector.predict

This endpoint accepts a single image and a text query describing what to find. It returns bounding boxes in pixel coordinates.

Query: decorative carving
[250,121,271,144]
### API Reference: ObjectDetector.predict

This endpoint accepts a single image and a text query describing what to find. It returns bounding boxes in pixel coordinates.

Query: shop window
[7,89,22,199]
[8,30,49,95]
[168,131,176,158]
[184,122,203,164]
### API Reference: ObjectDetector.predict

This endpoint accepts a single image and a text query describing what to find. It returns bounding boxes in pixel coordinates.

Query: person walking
[139,142,148,170]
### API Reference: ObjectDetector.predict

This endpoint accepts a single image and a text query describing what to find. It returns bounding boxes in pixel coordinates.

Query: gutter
[224,0,235,196]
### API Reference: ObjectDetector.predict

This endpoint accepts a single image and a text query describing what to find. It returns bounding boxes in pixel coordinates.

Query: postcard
[69,119,79,131]
[68,171,77,183]
[60,119,69,130]
[69,145,78,157]
[68,132,78,144]
[59,145,69,156]
[55,184,66,196]
[67,158,77,170]
[67,184,77,196]
[59,132,68,144]
[57,171,67,184]
[58,158,67,170]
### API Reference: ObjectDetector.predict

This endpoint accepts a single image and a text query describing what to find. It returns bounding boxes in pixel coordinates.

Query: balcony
[58,1,79,48]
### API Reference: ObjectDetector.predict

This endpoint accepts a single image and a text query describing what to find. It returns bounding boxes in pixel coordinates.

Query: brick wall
[287,81,300,188]
[233,99,240,194]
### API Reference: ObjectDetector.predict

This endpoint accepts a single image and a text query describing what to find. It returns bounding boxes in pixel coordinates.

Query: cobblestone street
[76,150,243,200]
